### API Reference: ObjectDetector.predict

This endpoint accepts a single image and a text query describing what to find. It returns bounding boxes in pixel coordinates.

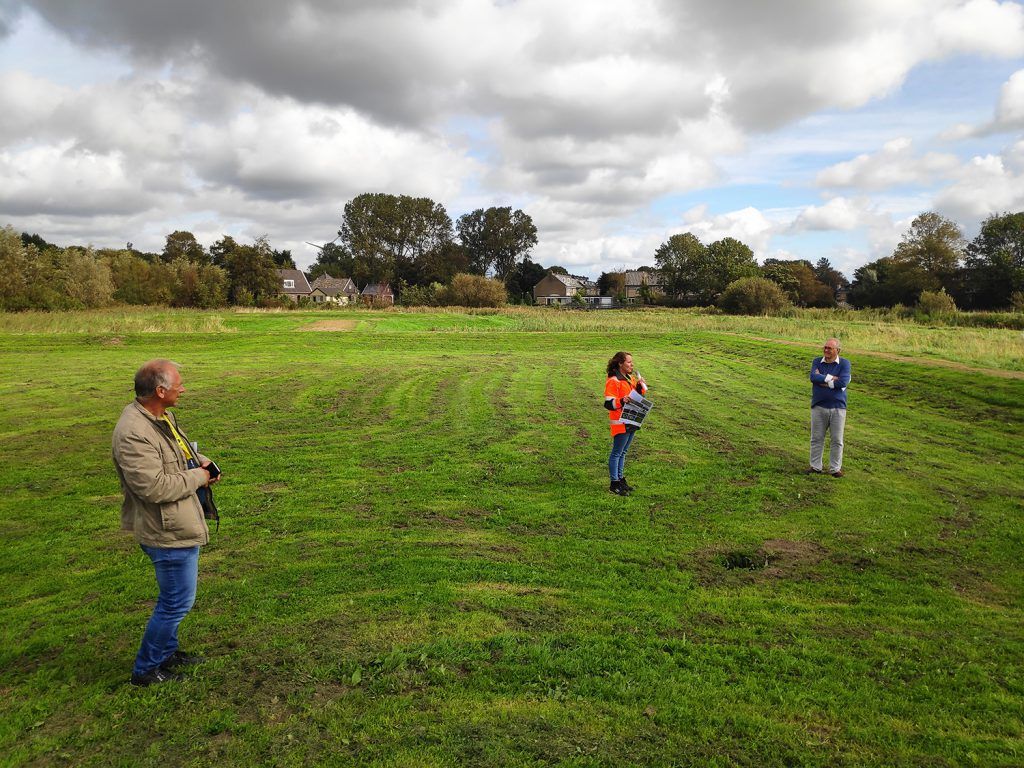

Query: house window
[283,279,295,289]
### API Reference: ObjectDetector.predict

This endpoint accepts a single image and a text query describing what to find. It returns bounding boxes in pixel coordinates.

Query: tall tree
[762,259,834,307]
[308,242,356,281]
[814,257,848,292]
[339,193,456,289]
[217,236,280,304]
[962,211,1024,309]
[210,235,239,269]
[169,259,229,308]
[654,232,706,301]
[161,230,208,264]
[505,258,548,304]
[272,248,297,269]
[456,206,538,282]
[105,250,175,305]
[701,237,759,304]
[0,226,60,310]
[848,256,933,307]
[55,248,115,308]
[892,212,964,293]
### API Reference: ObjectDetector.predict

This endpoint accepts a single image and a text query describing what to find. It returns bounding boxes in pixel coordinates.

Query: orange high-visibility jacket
[604,373,647,436]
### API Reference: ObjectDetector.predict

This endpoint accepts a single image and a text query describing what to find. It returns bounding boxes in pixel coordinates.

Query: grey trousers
[810,406,846,472]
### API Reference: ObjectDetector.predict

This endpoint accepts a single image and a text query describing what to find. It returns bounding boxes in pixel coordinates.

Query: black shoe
[130,667,183,687]
[609,480,630,496]
[620,477,636,492]
[160,650,204,671]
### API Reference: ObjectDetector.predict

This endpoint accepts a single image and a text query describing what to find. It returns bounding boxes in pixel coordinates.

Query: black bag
[188,458,220,531]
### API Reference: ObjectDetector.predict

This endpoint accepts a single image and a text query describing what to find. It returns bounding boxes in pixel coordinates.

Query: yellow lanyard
[161,415,195,461]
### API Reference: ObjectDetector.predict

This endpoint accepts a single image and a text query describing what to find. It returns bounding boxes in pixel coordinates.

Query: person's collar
[821,355,841,364]
[134,398,166,420]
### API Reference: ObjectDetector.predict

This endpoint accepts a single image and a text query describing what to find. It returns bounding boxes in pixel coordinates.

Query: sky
[1,0,1023,280]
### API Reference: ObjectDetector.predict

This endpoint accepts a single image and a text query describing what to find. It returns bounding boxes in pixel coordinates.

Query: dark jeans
[133,544,199,676]
[608,430,636,481]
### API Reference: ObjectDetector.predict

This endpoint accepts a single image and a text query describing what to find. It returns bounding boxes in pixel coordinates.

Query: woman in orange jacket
[604,351,647,496]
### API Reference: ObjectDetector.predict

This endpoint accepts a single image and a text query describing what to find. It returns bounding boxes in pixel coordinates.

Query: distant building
[533,273,610,306]
[277,269,312,302]
[309,275,359,305]
[623,271,664,303]
[360,282,394,306]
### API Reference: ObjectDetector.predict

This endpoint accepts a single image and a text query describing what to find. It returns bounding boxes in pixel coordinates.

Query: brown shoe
[803,467,822,474]
[830,470,844,478]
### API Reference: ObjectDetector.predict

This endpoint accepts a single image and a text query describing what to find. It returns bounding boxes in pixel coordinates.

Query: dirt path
[300,319,358,331]
[721,332,1024,380]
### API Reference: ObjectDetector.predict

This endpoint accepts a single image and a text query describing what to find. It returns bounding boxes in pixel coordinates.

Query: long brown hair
[606,351,630,378]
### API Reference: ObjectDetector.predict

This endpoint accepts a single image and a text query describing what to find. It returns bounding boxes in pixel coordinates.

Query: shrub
[917,289,957,315]
[1010,291,1024,313]
[399,282,444,307]
[717,277,791,315]
[440,274,507,307]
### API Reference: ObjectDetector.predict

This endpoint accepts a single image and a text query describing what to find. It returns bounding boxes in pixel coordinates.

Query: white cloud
[933,0,1024,58]
[188,93,481,203]
[3,0,1024,274]
[0,141,155,216]
[791,197,873,231]
[935,149,1024,219]
[945,67,1024,136]
[682,206,779,258]
[994,68,1024,128]
[816,138,960,189]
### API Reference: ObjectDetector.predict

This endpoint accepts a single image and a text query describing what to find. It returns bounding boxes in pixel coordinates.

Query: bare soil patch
[692,538,829,586]
[301,319,357,331]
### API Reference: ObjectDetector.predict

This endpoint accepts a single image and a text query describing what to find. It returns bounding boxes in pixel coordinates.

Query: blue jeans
[133,544,199,676]
[609,430,636,481]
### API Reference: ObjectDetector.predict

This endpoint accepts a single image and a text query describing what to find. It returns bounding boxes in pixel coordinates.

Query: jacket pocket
[159,501,184,532]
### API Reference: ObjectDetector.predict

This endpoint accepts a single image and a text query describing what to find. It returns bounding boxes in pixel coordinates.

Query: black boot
[609,479,630,496]
[620,477,635,492]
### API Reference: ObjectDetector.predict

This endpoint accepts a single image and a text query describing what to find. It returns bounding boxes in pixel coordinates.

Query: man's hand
[200,459,222,485]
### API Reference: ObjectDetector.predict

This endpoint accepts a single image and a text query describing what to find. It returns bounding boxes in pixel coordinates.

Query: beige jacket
[112,401,210,547]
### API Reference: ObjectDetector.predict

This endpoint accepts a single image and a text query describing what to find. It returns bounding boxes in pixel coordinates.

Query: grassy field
[1,307,1022,767]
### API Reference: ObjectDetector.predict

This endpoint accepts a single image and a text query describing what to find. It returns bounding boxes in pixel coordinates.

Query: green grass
[1,308,1022,767]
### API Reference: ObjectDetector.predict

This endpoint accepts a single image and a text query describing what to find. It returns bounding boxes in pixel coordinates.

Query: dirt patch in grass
[300,319,358,331]
[950,567,1015,608]
[936,487,978,539]
[696,430,735,454]
[258,482,289,493]
[90,494,123,505]
[691,538,829,586]
[507,521,568,537]
[392,508,489,530]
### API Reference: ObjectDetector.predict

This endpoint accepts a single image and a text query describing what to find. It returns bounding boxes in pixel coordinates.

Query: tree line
[306,193,543,304]
[2,227,295,311]
[630,233,846,309]
[641,210,1023,312]
[0,193,551,311]
[2,197,1021,312]
[847,211,1024,311]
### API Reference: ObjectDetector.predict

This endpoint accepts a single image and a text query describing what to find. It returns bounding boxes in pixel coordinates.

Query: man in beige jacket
[113,359,220,686]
